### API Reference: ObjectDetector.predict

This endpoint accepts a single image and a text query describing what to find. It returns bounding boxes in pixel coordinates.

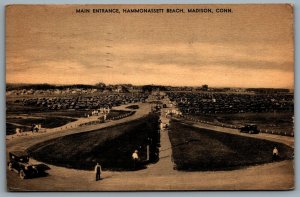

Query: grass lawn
[169,120,294,171]
[27,113,160,171]
[188,112,294,135]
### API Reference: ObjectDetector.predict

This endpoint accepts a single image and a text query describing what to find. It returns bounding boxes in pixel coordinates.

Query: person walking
[272,146,279,161]
[31,123,35,133]
[94,163,102,181]
[132,150,139,169]
[16,128,21,136]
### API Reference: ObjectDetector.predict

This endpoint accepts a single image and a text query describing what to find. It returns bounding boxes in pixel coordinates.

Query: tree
[202,84,208,91]
[95,82,106,90]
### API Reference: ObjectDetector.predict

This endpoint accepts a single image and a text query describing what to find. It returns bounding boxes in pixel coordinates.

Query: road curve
[6,102,294,191]
[6,102,151,153]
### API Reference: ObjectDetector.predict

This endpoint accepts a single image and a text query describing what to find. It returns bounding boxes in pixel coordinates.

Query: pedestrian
[132,150,139,169]
[94,163,102,181]
[34,124,39,132]
[31,124,35,133]
[272,146,279,161]
[16,128,20,136]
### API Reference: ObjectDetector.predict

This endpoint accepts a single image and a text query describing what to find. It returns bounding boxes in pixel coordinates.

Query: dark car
[240,124,260,134]
[7,151,50,179]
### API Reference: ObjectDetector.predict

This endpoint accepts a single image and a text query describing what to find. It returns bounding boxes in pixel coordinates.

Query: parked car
[7,151,50,179]
[240,124,260,134]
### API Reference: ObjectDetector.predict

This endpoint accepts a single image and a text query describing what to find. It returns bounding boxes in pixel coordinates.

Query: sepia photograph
[5,4,294,191]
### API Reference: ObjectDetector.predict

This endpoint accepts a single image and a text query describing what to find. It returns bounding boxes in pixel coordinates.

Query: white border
[0,1,298,196]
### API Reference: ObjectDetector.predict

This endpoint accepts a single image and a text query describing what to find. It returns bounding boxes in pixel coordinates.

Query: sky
[6,4,294,88]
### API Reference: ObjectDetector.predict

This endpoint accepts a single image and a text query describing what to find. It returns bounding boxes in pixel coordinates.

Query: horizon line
[6,82,294,90]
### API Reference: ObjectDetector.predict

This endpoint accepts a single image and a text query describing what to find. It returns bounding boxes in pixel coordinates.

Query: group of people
[31,123,41,133]
[15,123,41,136]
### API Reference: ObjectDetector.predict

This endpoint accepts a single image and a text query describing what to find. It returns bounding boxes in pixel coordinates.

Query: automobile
[240,124,260,134]
[7,151,50,179]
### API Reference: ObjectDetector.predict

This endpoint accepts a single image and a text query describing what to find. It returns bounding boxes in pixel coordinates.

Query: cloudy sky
[6,4,294,88]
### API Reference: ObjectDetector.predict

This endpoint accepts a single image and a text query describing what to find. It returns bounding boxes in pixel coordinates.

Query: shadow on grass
[169,119,294,171]
[27,113,160,171]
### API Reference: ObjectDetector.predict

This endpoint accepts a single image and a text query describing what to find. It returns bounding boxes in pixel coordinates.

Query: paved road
[6,102,150,152]
[6,98,294,191]
[178,118,294,148]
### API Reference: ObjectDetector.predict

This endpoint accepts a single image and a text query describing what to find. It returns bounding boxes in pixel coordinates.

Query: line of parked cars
[240,124,260,134]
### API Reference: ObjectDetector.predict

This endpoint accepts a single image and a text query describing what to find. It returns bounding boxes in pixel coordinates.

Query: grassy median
[169,120,294,171]
[28,113,160,171]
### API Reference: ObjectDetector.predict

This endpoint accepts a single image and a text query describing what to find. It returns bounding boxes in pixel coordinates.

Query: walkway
[6,96,294,191]
[146,93,175,175]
